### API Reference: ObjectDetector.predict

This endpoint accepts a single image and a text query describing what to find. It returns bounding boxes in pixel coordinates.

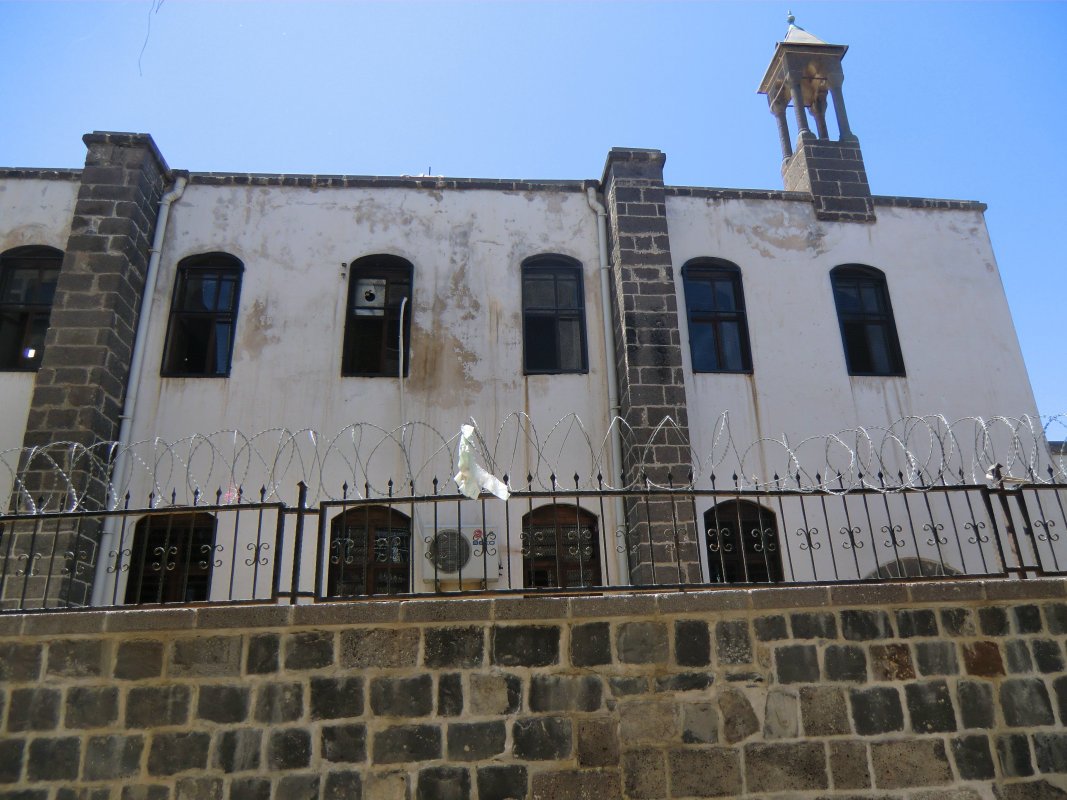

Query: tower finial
[787,11,795,25]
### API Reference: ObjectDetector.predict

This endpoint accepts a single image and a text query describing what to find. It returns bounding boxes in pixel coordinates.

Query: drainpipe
[91,173,188,606]
[398,296,408,427]
[586,186,631,586]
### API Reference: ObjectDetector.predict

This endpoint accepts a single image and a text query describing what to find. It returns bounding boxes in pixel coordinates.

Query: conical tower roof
[783,14,829,45]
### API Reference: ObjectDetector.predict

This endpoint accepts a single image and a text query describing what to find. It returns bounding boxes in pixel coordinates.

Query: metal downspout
[586,186,631,586]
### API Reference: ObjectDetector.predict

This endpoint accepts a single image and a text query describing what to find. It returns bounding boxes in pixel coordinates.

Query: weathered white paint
[669,196,1038,446]
[111,182,621,596]
[0,178,78,500]
[1,174,1048,596]
[667,195,1041,578]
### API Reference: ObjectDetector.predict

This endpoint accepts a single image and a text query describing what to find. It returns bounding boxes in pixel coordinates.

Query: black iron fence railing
[1,477,1065,612]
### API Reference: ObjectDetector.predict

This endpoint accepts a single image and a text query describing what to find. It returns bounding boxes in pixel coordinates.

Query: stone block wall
[1,580,1066,800]
[783,140,875,223]
[20,132,168,476]
[601,148,700,585]
[10,132,170,609]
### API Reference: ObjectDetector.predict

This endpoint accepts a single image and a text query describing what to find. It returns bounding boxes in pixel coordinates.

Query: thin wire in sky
[138,0,165,77]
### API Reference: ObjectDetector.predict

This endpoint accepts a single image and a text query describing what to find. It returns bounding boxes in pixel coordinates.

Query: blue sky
[1,1,1064,418]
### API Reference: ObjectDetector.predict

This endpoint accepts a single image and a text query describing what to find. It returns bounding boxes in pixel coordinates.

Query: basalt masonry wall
[1,581,1066,800]
[9,133,169,609]
[601,148,700,586]
[781,139,875,223]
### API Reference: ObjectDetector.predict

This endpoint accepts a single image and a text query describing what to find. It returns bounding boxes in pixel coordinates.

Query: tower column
[811,93,830,139]
[828,78,856,141]
[773,106,793,159]
[789,76,814,139]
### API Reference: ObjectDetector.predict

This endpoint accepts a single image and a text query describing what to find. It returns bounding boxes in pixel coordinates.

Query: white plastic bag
[454,423,510,500]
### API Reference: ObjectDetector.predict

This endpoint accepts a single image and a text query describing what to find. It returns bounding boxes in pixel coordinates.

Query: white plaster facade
[135,183,607,451]
[0,177,78,459]
[669,195,1038,466]
[0,157,1047,601]
[118,181,620,597]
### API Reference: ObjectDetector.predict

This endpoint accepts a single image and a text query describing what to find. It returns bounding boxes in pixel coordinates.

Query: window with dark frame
[681,258,753,373]
[0,246,62,371]
[342,255,413,377]
[521,504,601,589]
[162,253,242,377]
[830,264,905,377]
[522,256,588,374]
[703,501,783,584]
[327,505,411,597]
[124,512,217,604]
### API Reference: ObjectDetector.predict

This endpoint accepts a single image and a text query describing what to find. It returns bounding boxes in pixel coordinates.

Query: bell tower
[758,16,875,222]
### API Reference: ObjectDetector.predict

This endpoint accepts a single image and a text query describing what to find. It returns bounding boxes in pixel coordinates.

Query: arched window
[703,501,783,583]
[162,253,243,376]
[328,505,411,596]
[521,504,601,588]
[125,512,217,604]
[522,255,587,374]
[681,258,752,373]
[830,265,904,376]
[0,245,62,370]
[342,255,413,377]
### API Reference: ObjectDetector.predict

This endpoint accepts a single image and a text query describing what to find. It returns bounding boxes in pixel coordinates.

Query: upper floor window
[830,265,904,376]
[0,246,62,371]
[342,255,413,377]
[681,258,752,373]
[522,255,587,374]
[162,253,242,377]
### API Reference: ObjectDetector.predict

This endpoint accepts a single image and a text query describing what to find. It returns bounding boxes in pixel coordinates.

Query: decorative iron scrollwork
[14,552,42,578]
[706,527,734,554]
[882,524,905,548]
[1034,519,1059,543]
[331,536,357,566]
[615,525,639,555]
[924,522,947,547]
[107,547,132,574]
[838,526,863,550]
[751,526,778,553]
[795,527,821,551]
[245,541,271,567]
[151,545,178,573]
[199,543,224,569]
[964,521,988,544]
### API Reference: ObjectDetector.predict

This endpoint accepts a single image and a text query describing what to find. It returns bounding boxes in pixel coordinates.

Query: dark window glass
[522,256,587,374]
[342,255,413,377]
[682,259,753,373]
[0,246,62,371]
[703,501,783,584]
[521,505,601,589]
[162,253,242,376]
[830,265,905,376]
[327,506,411,596]
[124,513,216,604]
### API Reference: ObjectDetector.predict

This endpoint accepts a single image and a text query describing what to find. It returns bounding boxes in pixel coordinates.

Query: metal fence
[2,472,1064,612]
